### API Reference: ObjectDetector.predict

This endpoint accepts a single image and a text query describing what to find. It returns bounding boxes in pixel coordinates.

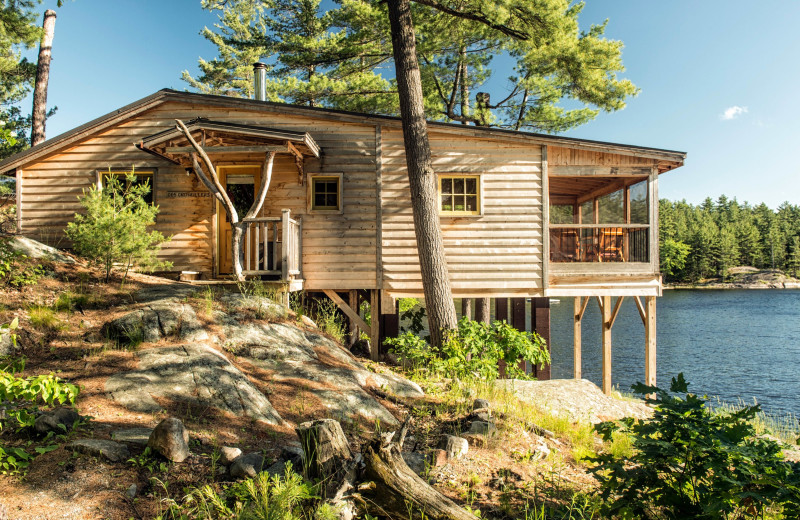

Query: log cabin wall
[380,127,545,299]
[17,100,380,289]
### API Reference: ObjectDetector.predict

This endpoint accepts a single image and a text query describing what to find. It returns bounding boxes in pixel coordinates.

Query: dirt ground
[0,258,601,519]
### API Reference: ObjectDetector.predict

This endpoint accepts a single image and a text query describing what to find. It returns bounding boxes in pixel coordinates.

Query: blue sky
[23,0,800,207]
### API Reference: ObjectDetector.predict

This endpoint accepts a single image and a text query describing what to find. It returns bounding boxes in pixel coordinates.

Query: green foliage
[128,446,169,474]
[158,463,331,520]
[399,297,426,335]
[187,0,637,133]
[660,196,800,283]
[0,238,44,288]
[309,297,346,343]
[65,171,171,282]
[27,304,62,332]
[590,374,800,519]
[386,316,549,381]
[0,325,80,474]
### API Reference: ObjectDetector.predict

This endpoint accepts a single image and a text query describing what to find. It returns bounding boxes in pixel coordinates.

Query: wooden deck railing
[550,224,649,263]
[241,209,302,280]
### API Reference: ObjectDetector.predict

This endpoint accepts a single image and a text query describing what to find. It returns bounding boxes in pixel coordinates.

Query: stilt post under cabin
[601,295,612,394]
[495,298,508,323]
[348,290,359,346]
[461,298,472,320]
[573,297,582,379]
[645,296,657,386]
[370,290,380,361]
[511,298,526,373]
[531,297,551,380]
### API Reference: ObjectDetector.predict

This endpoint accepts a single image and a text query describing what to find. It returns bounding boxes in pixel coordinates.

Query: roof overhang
[0,89,685,175]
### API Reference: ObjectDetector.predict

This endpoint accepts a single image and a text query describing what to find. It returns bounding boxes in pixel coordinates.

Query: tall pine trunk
[31,10,56,146]
[387,0,457,348]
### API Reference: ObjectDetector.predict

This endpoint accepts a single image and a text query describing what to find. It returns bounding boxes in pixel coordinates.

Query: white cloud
[721,106,748,120]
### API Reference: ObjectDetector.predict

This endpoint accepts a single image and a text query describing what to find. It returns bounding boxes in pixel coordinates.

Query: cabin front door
[217,165,261,275]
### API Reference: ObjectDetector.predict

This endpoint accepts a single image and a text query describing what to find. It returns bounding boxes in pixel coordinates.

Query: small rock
[112,427,153,446]
[148,417,190,463]
[68,439,130,462]
[473,398,490,410]
[471,409,491,422]
[438,435,469,460]
[534,443,551,459]
[468,420,497,437]
[280,445,304,469]
[428,449,448,468]
[266,459,292,477]
[300,315,317,329]
[34,407,80,435]
[219,446,242,465]
[402,452,427,476]
[230,452,265,479]
[80,319,92,329]
[126,484,138,499]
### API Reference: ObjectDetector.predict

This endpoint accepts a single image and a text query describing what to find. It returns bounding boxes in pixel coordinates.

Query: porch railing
[550,224,649,263]
[241,209,302,280]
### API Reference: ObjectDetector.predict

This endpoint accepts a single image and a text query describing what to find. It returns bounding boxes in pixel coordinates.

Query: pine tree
[186,0,638,132]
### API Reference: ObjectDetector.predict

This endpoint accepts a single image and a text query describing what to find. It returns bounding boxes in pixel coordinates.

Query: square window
[309,175,342,212]
[438,175,480,215]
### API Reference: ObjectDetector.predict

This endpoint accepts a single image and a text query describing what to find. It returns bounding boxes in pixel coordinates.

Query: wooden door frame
[215,163,262,276]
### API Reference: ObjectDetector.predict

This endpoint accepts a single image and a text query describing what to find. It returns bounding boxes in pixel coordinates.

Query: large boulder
[8,236,75,264]
[105,344,283,425]
[104,298,207,345]
[148,417,190,463]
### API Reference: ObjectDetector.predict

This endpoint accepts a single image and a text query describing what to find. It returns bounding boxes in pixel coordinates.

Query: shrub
[0,239,44,288]
[386,316,549,381]
[27,305,62,332]
[590,374,800,519]
[0,321,80,474]
[157,464,336,520]
[65,171,171,282]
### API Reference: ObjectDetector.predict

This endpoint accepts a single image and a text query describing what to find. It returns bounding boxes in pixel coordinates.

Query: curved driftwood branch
[244,151,275,220]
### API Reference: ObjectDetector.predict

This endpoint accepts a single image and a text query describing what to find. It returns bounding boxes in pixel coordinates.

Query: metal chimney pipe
[253,62,267,101]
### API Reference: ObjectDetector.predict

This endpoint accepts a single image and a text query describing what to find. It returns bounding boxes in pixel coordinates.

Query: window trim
[96,168,157,206]
[307,173,344,214]
[438,174,482,216]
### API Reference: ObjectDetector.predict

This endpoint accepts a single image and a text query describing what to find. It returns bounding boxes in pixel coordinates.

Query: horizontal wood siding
[19,100,378,286]
[381,128,544,297]
[549,146,656,167]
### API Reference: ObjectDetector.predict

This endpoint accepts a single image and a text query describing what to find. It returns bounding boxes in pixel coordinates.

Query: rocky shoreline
[665,267,800,290]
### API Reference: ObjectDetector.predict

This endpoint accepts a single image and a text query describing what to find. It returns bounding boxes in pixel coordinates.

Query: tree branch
[411,0,529,40]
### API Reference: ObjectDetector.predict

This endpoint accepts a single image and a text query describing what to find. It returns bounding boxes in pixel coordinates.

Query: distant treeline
[659,196,800,282]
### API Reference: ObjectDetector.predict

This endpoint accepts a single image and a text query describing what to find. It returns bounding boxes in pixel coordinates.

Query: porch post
[645,296,657,387]
[573,297,582,379]
[281,209,290,281]
[601,295,612,394]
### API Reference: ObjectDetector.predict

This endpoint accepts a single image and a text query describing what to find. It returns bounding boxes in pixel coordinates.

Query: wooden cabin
[0,88,685,392]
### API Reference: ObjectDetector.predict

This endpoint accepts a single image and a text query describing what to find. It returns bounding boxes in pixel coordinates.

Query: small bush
[28,305,62,332]
[311,298,346,343]
[157,464,335,520]
[386,316,549,381]
[0,324,80,474]
[591,374,800,519]
[65,171,171,282]
[52,290,90,313]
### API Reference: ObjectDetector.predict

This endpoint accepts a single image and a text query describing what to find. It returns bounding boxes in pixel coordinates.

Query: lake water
[548,290,800,417]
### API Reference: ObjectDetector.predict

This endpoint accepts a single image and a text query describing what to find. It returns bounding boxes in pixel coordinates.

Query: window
[308,174,342,212]
[98,169,155,205]
[439,175,480,215]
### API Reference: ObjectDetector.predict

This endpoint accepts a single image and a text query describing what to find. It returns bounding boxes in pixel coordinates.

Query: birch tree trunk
[31,10,56,146]
[387,0,457,348]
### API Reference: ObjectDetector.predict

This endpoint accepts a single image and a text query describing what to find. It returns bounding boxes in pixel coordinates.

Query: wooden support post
[573,297,583,379]
[645,296,657,387]
[602,295,612,394]
[511,297,527,373]
[495,298,508,323]
[532,297,551,380]
[461,298,472,320]
[380,302,399,349]
[348,290,359,346]
[323,289,369,336]
[370,290,380,361]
